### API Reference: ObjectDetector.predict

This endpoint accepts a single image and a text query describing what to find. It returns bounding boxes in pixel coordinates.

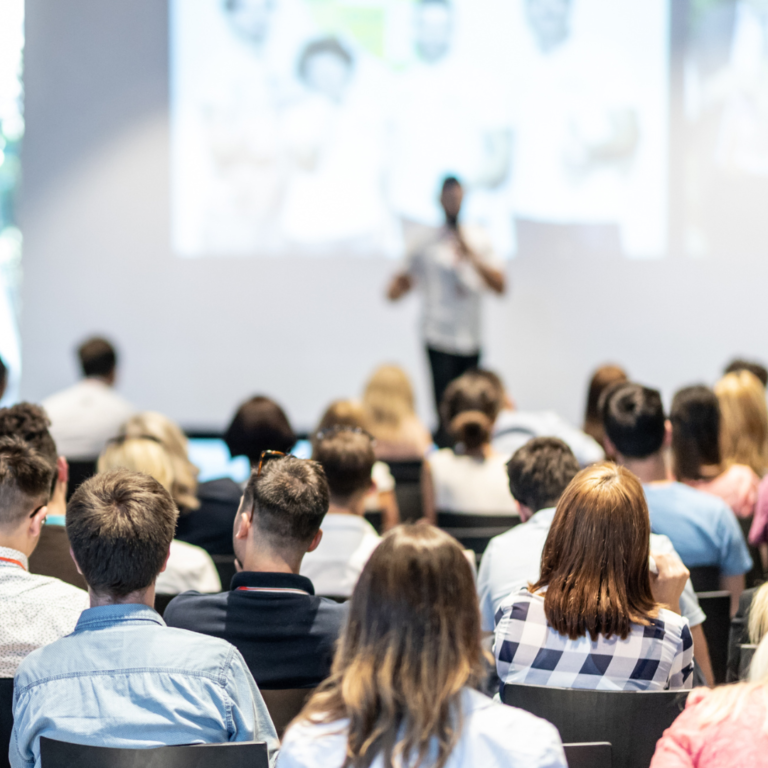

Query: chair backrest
[563,742,612,768]
[65,460,98,501]
[740,644,758,680]
[688,566,721,593]
[0,678,13,768]
[211,555,237,591]
[697,590,732,684]
[363,511,383,534]
[40,738,268,768]
[259,689,316,739]
[436,511,520,529]
[502,683,685,768]
[387,460,423,523]
[737,515,764,589]
[154,594,178,617]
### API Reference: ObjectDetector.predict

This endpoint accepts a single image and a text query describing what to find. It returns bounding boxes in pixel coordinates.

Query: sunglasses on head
[255,449,299,478]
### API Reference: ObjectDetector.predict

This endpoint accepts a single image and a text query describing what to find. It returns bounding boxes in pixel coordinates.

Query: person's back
[11,469,278,768]
[166,455,346,689]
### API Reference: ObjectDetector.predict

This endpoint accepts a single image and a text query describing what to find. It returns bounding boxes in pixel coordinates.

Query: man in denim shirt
[10,469,279,768]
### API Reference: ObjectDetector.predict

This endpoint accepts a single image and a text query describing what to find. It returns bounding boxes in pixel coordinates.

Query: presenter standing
[387,177,506,444]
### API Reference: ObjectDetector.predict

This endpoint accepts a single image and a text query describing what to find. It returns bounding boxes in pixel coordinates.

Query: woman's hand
[650,552,690,615]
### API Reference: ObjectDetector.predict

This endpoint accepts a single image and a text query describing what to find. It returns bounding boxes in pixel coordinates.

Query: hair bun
[450,410,492,450]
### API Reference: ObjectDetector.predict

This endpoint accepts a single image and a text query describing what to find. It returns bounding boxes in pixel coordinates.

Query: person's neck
[89,584,155,609]
[619,451,670,485]
[0,533,34,559]
[327,493,366,517]
[462,443,494,459]
[239,545,303,575]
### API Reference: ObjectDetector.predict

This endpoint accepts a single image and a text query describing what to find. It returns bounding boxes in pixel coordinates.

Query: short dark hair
[725,358,768,388]
[224,396,296,466]
[441,175,461,192]
[78,337,117,378]
[670,385,721,481]
[0,437,54,529]
[243,457,329,546]
[602,383,665,459]
[0,403,58,471]
[313,430,374,498]
[298,36,353,81]
[506,437,580,513]
[67,469,178,597]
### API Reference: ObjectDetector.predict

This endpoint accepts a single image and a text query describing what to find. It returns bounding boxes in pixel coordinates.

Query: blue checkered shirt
[494,590,694,692]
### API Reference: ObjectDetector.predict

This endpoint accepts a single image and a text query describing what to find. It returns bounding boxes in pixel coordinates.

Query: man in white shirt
[387,177,506,443]
[0,436,88,677]
[43,337,134,460]
[477,436,716,686]
[301,427,381,598]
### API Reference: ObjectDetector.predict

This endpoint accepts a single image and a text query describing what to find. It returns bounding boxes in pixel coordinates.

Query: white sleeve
[372,461,395,493]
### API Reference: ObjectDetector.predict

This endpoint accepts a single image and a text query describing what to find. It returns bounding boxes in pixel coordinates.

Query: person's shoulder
[197,477,243,502]
[280,715,349,765]
[159,623,244,671]
[41,383,80,409]
[164,589,226,624]
[654,482,733,516]
[428,448,459,468]
[25,571,89,602]
[655,607,691,639]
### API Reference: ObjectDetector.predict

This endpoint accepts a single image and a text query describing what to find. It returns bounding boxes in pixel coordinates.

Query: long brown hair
[296,526,486,768]
[584,364,628,446]
[531,463,657,641]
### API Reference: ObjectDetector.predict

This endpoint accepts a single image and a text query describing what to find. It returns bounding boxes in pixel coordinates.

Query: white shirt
[427,449,519,516]
[477,508,706,633]
[155,540,221,595]
[277,687,567,768]
[300,514,381,598]
[43,378,135,459]
[0,546,89,677]
[406,224,502,354]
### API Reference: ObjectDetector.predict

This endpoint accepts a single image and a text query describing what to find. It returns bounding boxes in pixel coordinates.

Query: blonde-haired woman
[651,633,768,767]
[362,365,432,461]
[98,436,221,595]
[277,526,567,768]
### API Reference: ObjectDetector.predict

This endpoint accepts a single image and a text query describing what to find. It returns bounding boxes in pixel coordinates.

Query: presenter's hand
[387,272,413,301]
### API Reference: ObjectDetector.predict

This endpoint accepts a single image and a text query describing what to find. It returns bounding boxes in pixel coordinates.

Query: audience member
[11,469,278,768]
[422,372,519,520]
[671,385,760,519]
[361,364,432,460]
[42,337,134,460]
[724,357,768,388]
[479,437,713,685]
[0,437,88,678]
[279,525,567,768]
[651,634,768,767]
[225,395,296,467]
[495,464,694,692]
[583,363,628,448]
[481,369,604,466]
[165,456,346,689]
[301,428,381,597]
[0,403,85,589]
[315,400,399,529]
[98,436,221,594]
[603,383,752,615]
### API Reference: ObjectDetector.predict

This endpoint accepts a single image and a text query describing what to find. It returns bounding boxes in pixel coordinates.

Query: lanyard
[236,586,310,596]
[0,555,26,571]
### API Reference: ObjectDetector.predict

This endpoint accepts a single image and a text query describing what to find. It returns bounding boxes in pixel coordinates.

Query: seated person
[727,582,768,682]
[423,372,519,521]
[494,464,694,692]
[583,363,628,449]
[301,428,381,597]
[0,403,86,589]
[603,383,752,615]
[479,437,713,685]
[482,370,604,467]
[724,357,768,388]
[279,525,567,768]
[98,436,220,594]
[11,469,278,768]
[671,385,760,519]
[651,634,768,768]
[0,437,88,677]
[165,455,346,689]
[42,337,134,460]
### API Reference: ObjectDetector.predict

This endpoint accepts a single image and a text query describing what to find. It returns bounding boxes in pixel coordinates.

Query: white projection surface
[171,0,669,259]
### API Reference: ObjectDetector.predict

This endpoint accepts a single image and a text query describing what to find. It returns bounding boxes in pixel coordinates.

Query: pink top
[749,474,768,546]
[685,464,760,519]
[651,687,768,768]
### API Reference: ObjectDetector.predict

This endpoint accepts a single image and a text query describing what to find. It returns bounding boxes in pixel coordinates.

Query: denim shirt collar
[74,603,165,633]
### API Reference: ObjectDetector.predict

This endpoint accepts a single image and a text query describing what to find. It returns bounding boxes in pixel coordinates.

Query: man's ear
[69,547,84,576]
[28,505,48,539]
[663,419,673,448]
[234,502,254,541]
[517,503,534,523]
[307,529,323,553]
[57,456,69,485]
[159,546,171,574]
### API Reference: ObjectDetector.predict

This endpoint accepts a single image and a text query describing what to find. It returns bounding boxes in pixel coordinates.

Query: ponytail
[450,410,492,450]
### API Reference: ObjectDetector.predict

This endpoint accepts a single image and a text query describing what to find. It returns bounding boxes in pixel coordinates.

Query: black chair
[563,742,612,768]
[259,688,316,739]
[364,511,383,534]
[739,643,758,680]
[211,555,237,591]
[40,737,268,768]
[738,515,764,589]
[154,594,178,617]
[697,591,732,684]
[0,678,13,768]
[387,460,424,523]
[502,683,685,768]
[688,566,720,593]
[437,512,520,556]
[65,460,98,501]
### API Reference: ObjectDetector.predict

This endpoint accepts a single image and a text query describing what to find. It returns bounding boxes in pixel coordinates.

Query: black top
[175,478,242,556]
[164,572,347,689]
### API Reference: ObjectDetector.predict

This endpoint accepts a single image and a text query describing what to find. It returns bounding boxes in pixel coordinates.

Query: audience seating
[39,737,268,768]
[154,594,177,617]
[259,688,316,739]
[696,590,732,684]
[0,678,13,768]
[363,511,383,534]
[502,683,685,768]
[739,644,758,680]
[688,566,720,593]
[211,555,237,591]
[387,460,423,522]
[738,516,764,589]
[563,742,612,768]
[437,512,520,556]
[65,460,98,502]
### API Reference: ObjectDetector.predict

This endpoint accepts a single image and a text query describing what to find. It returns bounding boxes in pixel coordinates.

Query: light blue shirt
[10,604,279,768]
[477,508,705,632]
[644,482,753,576]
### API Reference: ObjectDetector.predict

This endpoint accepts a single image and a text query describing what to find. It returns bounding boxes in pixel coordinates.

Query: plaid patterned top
[494,589,694,692]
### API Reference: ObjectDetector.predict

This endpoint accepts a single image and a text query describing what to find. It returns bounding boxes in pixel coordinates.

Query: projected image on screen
[171,0,668,259]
